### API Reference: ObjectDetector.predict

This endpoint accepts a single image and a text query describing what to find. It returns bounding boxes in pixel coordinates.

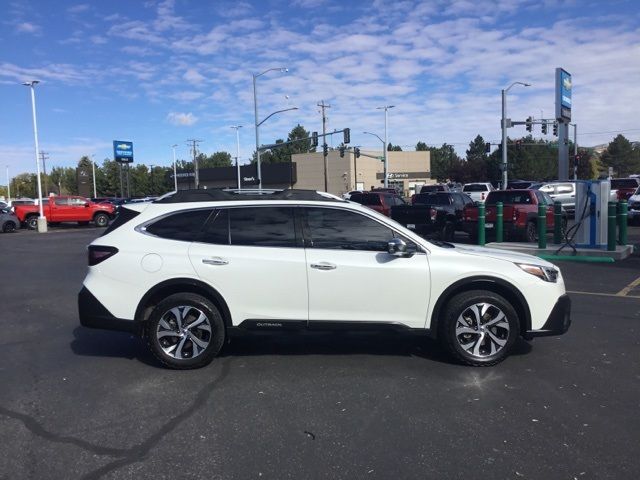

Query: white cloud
[90,35,107,45]
[67,4,90,14]
[183,68,206,84]
[15,22,40,34]
[167,112,198,126]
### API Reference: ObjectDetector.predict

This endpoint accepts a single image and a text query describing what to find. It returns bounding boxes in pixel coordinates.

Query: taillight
[430,208,437,222]
[88,245,119,266]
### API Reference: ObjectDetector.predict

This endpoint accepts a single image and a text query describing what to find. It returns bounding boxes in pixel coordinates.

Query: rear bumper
[524,294,571,338]
[78,286,140,334]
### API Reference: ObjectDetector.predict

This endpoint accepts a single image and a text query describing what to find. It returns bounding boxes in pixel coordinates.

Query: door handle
[310,262,337,271]
[202,257,228,266]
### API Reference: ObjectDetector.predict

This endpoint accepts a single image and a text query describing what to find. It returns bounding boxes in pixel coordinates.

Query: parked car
[349,191,405,217]
[79,188,570,369]
[420,184,450,194]
[342,190,363,200]
[13,195,116,229]
[610,178,640,201]
[0,207,20,233]
[447,182,463,193]
[391,192,474,241]
[507,180,537,190]
[529,181,576,215]
[462,182,495,203]
[627,187,640,224]
[463,189,567,242]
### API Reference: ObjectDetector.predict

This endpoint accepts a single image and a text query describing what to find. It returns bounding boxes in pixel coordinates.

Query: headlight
[516,263,559,282]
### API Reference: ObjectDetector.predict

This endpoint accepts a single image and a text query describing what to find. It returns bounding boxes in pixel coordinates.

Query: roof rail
[153,188,345,204]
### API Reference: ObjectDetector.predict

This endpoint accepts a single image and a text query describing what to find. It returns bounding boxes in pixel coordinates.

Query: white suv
[79,189,570,369]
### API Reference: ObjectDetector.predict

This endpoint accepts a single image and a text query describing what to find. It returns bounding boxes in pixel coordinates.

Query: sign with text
[376,171,430,180]
[113,140,134,163]
[555,68,572,121]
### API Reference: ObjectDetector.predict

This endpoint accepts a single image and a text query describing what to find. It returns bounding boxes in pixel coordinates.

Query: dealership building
[174,149,431,197]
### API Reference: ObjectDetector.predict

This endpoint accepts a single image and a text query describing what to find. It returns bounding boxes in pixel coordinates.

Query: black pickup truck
[391,192,475,241]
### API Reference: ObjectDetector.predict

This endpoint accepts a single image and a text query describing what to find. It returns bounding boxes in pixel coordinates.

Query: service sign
[555,68,572,121]
[113,140,134,163]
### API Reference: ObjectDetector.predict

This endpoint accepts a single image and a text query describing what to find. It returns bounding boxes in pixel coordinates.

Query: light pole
[22,80,46,232]
[377,105,395,188]
[91,154,97,198]
[6,165,10,202]
[231,126,242,190]
[501,81,530,189]
[363,131,386,188]
[570,123,578,180]
[171,144,178,191]
[253,67,289,189]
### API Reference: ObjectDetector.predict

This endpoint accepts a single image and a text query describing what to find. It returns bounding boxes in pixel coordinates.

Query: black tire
[525,221,537,242]
[439,290,520,366]
[93,213,109,228]
[2,221,17,233]
[440,221,455,242]
[145,293,226,369]
[26,216,38,230]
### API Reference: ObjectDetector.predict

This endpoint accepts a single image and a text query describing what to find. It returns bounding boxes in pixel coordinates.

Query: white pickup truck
[462,183,495,203]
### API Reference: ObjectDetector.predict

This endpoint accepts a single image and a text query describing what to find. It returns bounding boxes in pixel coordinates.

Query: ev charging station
[573,180,611,249]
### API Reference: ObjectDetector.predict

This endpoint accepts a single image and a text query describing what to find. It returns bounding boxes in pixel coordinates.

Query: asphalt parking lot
[1,227,639,479]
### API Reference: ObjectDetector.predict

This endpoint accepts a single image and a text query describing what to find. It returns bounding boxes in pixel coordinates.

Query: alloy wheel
[455,302,510,358]
[156,306,212,359]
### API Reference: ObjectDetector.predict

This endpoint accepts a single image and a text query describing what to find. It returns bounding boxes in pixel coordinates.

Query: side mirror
[387,238,411,257]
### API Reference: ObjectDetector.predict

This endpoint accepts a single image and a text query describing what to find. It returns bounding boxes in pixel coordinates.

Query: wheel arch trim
[430,275,531,338]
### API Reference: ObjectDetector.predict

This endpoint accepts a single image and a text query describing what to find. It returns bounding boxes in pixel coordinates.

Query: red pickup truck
[463,189,567,242]
[14,196,115,229]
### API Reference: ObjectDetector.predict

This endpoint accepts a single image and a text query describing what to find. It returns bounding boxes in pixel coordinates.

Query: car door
[302,206,430,329]
[52,197,72,222]
[69,196,92,221]
[189,206,308,325]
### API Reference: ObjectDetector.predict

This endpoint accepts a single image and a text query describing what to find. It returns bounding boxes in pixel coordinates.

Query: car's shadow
[71,327,532,368]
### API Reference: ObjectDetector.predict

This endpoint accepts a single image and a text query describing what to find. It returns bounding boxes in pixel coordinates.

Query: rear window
[145,209,213,241]
[102,207,141,236]
[350,193,382,206]
[463,184,489,192]
[611,179,639,189]
[486,191,533,205]
[229,207,296,248]
[420,185,445,193]
[413,193,451,205]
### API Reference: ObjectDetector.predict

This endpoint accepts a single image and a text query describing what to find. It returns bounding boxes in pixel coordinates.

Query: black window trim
[136,207,216,241]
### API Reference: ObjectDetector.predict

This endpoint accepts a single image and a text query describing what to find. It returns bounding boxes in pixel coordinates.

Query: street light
[253,67,290,189]
[376,105,395,188]
[22,80,46,232]
[171,144,178,191]
[501,81,530,188]
[91,154,97,198]
[231,126,242,190]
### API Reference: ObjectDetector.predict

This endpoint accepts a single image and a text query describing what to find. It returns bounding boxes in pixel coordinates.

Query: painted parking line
[567,290,640,299]
[615,276,640,297]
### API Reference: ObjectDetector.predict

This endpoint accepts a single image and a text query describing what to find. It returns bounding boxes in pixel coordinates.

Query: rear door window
[229,207,296,248]
[146,209,213,241]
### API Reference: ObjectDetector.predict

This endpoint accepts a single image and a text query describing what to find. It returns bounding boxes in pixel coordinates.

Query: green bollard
[607,202,617,251]
[496,202,503,243]
[553,201,563,244]
[537,204,547,249]
[618,200,628,245]
[478,202,485,246]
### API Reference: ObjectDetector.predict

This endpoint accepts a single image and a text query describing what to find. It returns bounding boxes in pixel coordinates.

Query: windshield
[611,179,639,189]
[463,184,488,192]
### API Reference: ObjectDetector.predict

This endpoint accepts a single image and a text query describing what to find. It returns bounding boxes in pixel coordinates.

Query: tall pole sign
[113,140,133,198]
[555,68,572,180]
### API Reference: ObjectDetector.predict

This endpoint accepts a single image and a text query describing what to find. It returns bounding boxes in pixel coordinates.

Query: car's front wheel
[145,293,226,369]
[2,221,17,233]
[440,290,519,366]
[93,213,109,227]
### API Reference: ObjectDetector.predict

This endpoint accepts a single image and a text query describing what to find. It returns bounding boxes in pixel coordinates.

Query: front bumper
[78,286,140,334]
[524,294,571,338]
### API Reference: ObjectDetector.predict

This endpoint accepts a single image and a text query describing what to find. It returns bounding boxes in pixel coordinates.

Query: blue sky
[1,0,639,177]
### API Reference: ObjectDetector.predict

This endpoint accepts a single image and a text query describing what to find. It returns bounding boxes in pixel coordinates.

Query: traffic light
[311,132,318,148]
[526,116,532,132]
[354,147,361,158]
[339,146,345,158]
[323,144,328,156]
[484,142,490,153]
[343,128,350,144]
[541,122,547,135]
[552,122,558,136]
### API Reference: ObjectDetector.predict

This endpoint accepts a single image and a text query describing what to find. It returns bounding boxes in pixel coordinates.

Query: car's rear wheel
[26,216,38,230]
[145,293,225,369]
[439,290,519,366]
[93,213,109,227]
[525,221,537,242]
[2,221,17,233]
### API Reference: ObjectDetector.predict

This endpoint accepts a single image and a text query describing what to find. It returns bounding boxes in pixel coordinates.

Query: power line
[577,128,640,136]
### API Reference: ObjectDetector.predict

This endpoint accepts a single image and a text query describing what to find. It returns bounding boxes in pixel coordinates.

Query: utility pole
[91,154,97,198]
[571,123,578,180]
[317,100,331,192]
[187,139,203,189]
[39,151,49,197]
[6,165,10,202]
[171,144,178,191]
[126,163,131,197]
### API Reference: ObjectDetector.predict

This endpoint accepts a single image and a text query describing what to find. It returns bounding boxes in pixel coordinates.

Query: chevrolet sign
[113,140,134,163]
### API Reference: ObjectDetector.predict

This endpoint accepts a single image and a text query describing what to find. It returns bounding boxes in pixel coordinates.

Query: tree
[600,135,640,177]
[465,135,489,181]
[415,141,428,151]
[196,152,233,168]
[255,124,314,164]
[387,143,402,151]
